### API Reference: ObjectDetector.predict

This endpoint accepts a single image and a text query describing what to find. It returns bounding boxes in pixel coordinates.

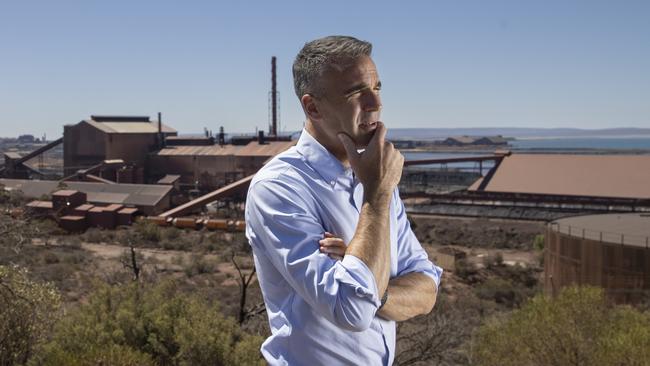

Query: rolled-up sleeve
[394,191,443,288]
[246,178,380,332]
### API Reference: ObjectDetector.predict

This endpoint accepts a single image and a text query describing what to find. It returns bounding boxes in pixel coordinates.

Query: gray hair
[292,35,372,99]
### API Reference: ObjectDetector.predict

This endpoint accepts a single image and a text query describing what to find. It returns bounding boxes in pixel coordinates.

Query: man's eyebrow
[343,80,382,97]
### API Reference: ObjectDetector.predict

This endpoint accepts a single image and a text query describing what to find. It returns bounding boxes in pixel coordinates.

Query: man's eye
[346,91,362,99]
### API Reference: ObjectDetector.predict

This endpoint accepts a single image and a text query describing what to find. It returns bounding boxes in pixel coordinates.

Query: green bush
[481,252,503,268]
[33,344,155,366]
[533,234,545,251]
[31,280,264,366]
[454,258,480,283]
[134,220,162,243]
[161,227,180,241]
[473,278,533,308]
[83,228,106,243]
[0,265,61,366]
[0,188,28,207]
[472,286,650,366]
[184,255,218,277]
[42,251,60,264]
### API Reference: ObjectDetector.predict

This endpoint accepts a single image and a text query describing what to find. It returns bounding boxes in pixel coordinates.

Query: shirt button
[330,180,335,186]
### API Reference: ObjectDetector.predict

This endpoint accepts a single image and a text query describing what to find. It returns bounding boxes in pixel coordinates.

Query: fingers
[376,122,387,143]
[337,133,359,165]
[319,237,346,249]
[367,122,387,151]
[319,234,346,260]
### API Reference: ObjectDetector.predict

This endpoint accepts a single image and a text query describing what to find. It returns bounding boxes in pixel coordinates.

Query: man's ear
[301,94,322,122]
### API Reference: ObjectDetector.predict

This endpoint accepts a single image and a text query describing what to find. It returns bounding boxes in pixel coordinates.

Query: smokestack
[157,112,164,148]
[271,56,277,137]
[258,130,266,145]
[218,126,225,146]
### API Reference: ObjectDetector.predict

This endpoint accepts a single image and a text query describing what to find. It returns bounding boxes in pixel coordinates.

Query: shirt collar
[296,129,353,187]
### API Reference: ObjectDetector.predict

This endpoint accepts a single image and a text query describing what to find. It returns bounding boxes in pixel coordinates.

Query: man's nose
[362,90,382,112]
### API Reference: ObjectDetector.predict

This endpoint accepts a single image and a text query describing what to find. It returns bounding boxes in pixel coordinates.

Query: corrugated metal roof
[84,120,176,134]
[235,140,296,156]
[155,140,295,157]
[118,207,139,214]
[52,190,79,197]
[468,154,650,199]
[157,174,181,184]
[0,179,172,207]
[156,145,240,156]
[4,152,22,159]
[26,200,53,208]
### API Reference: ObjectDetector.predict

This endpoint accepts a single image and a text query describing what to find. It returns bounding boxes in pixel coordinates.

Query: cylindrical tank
[172,217,201,229]
[545,213,650,304]
[205,219,229,230]
[146,216,171,226]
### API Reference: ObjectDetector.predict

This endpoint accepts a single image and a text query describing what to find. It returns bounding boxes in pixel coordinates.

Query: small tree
[0,265,61,365]
[231,252,259,325]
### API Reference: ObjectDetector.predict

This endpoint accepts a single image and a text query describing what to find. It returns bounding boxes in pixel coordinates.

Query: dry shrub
[0,265,61,365]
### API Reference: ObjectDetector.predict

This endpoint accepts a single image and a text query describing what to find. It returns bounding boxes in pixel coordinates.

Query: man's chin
[355,130,375,148]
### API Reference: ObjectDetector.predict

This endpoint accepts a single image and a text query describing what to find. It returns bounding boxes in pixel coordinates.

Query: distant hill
[387,127,650,140]
[181,127,650,141]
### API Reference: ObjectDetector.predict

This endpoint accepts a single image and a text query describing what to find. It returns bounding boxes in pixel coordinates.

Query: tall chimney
[218,126,225,146]
[271,56,277,137]
[157,112,163,148]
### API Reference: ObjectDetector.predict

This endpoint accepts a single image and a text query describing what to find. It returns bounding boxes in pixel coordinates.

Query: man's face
[314,56,382,149]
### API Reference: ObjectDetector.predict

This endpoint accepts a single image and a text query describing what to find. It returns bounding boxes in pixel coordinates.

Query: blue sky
[1,0,648,138]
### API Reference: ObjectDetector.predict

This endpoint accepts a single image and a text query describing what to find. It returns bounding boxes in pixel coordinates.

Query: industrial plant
[0,57,649,306]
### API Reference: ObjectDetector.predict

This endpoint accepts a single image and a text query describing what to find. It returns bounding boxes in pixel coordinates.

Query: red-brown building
[63,115,177,179]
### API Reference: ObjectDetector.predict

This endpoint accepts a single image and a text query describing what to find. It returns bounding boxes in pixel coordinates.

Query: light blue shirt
[245,129,442,366]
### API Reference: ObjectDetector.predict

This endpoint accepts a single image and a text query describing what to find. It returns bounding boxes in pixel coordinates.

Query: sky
[1,0,649,138]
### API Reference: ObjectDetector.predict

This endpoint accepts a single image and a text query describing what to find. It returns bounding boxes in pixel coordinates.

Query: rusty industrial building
[57,113,293,191]
[149,138,293,191]
[1,58,294,220]
[545,213,650,304]
[63,115,177,180]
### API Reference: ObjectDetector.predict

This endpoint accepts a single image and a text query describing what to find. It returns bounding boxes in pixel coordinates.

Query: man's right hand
[337,122,404,202]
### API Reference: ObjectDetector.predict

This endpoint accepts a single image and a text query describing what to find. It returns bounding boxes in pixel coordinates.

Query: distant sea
[510,137,650,150]
[402,135,650,172]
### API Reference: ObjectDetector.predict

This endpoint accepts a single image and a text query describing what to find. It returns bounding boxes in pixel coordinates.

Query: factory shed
[149,140,295,190]
[468,154,650,200]
[0,178,172,215]
[63,115,177,178]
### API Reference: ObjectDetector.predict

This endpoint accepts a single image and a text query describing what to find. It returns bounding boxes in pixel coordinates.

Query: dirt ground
[410,214,546,250]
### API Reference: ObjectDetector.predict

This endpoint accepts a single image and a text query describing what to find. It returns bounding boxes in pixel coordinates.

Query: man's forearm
[344,192,392,297]
[377,272,438,321]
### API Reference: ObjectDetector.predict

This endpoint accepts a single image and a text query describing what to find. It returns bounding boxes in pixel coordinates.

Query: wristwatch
[378,289,388,310]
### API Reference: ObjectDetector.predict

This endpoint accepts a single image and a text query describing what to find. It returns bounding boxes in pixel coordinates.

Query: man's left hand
[319,232,346,261]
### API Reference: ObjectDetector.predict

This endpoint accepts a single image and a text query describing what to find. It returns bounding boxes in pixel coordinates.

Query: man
[245,35,442,365]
